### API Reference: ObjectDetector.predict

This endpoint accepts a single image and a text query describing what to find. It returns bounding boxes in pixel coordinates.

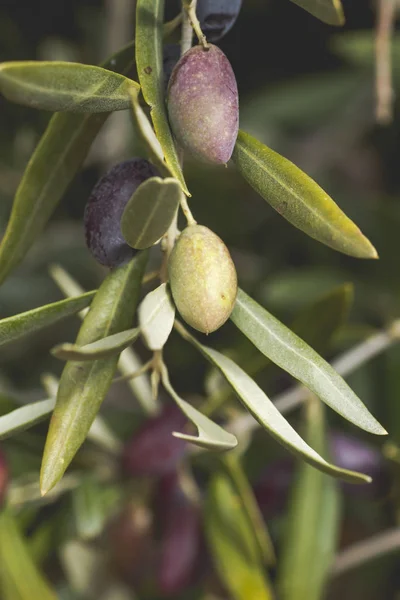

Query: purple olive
[122,404,187,477]
[253,458,293,518]
[157,472,201,596]
[84,159,159,268]
[167,44,239,164]
[0,448,7,507]
[197,0,242,42]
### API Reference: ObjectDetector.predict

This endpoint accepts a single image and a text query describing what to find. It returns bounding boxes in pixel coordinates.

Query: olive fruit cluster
[84,8,240,333]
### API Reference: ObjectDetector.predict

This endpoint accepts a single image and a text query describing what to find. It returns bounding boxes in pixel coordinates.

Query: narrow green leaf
[51,327,140,361]
[278,399,340,600]
[232,130,377,258]
[176,321,372,483]
[0,510,57,600]
[0,61,139,113]
[72,478,120,541]
[205,471,273,600]
[129,88,166,170]
[0,292,95,348]
[49,264,158,416]
[40,251,148,495]
[121,177,181,249]
[138,283,175,350]
[0,399,54,440]
[231,289,386,436]
[223,454,275,566]
[290,0,345,25]
[135,0,190,196]
[161,364,237,451]
[0,42,136,286]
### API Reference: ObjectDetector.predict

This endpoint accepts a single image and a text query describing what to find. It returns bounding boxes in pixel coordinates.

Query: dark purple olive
[84,159,159,267]
[167,44,239,164]
[197,0,242,42]
[163,44,180,94]
[0,448,7,507]
[122,404,187,477]
[157,472,201,596]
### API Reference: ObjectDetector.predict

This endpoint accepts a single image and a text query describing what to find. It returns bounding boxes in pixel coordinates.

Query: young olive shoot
[84,158,159,268]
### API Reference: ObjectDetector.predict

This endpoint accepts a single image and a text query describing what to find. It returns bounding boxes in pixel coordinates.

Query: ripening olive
[84,159,159,268]
[168,225,238,334]
[167,44,239,164]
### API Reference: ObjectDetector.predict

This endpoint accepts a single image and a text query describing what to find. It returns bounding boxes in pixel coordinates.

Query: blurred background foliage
[1,0,400,599]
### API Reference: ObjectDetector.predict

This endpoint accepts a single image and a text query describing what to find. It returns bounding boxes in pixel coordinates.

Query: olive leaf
[0,292,95,348]
[161,364,238,451]
[138,283,175,350]
[40,251,148,496]
[0,510,57,600]
[0,41,136,286]
[0,398,54,441]
[175,322,371,483]
[232,130,377,259]
[135,0,190,196]
[129,88,166,170]
[231,288,386,436]
[205,471,274,600]
[278,399,340,600]
[72,478,121,541]
[223,454,276,566]
[51,328,140,361]
[202,283,353,417]
[0,61,139,113]
[121,177,181,249]
[290,0,345,26]
[50,264,157,416]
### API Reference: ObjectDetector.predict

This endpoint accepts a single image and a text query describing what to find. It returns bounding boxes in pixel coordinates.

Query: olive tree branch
[376,0,397,124]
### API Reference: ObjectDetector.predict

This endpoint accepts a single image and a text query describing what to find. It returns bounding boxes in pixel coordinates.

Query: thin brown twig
[376,0,397,124]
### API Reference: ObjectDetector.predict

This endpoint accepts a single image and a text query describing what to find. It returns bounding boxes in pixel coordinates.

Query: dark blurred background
[1,1,400,599]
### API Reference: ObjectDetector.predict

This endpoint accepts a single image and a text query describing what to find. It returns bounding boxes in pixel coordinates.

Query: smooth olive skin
[167,45,239,164]
[168,225,237,334]
[197,0,242,42]
[84,159,159,268]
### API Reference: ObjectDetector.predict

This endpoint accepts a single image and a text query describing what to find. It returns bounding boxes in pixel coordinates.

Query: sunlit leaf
[161,364,237,451]
[231,289,386,436]
[0,292,95,348]
[278,399,340,600]
[121,177,181,249]
[205,471,273,600]
[223,454,275,566]
[0,42,136,286]
[0,510,57,599]
[138,283,175,350]
[232,130,377,258]
[0,61,139,112]
[290,0,345,25]
[40,252,148,495]
[51,327,140,361]
[135,0,190,195]
[176,321,372,483]
[0,399,54,440]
